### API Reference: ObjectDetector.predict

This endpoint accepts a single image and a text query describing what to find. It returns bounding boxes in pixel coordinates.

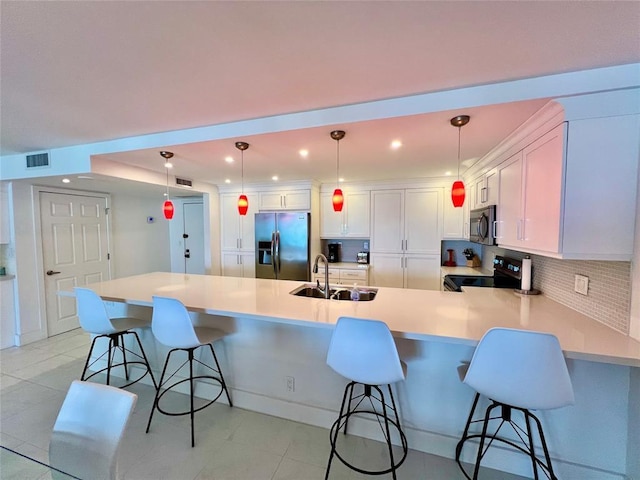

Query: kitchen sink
[289,284,377,301]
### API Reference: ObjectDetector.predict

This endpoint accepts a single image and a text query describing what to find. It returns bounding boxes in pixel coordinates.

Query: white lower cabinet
[1,279,15,349]
[312,266,369,286]
[221,252,255,278]
[370,253,440,290]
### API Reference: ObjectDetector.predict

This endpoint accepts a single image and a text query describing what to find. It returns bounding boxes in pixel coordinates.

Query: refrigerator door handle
[274,230,281,279]
[270,232,276,277]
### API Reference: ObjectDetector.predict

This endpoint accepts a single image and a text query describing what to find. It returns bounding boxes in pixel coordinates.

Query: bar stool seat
[325,316,408,480]
[145,295,232,447]
[455,327,574,480]
[75,287,156,389]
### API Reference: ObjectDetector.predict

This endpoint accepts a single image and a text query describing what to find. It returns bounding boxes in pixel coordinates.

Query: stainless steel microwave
[469,205,496,245]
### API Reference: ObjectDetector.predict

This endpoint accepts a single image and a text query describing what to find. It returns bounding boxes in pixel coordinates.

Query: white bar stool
[75,287,157,389]
[455,327,574,480]
[145,295,232,447]
[49,380,137,480]
[325,316,408,480]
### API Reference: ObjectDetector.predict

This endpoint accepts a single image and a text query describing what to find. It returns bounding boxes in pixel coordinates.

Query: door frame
[32,186,113,339]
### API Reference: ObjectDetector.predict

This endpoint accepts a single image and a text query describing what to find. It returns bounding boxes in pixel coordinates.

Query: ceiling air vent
[175,177,193,188]
[26,152,50,168]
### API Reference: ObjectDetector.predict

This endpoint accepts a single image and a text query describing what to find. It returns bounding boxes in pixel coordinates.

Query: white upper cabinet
[221,193,258,252]
[370,188,442,290]
[472,168,499,209]
[495,113,639,260]
[442,185,469,239]
[259,190,310,211]
[320,189,370,238]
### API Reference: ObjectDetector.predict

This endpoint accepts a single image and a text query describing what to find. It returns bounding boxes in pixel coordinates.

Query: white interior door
[40,191,110,336]
[183,202,204,274]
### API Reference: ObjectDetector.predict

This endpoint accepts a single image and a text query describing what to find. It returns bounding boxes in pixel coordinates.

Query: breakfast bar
[83,272,640,480]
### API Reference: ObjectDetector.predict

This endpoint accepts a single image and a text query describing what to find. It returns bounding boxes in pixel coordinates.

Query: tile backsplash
[483,245,632,334]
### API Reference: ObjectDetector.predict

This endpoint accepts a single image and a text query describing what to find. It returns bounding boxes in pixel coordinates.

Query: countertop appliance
[255,212,310,281]
[469,205,496,245]
[328,243,341,263]
[443,255,522,292]
[357,251,370,264]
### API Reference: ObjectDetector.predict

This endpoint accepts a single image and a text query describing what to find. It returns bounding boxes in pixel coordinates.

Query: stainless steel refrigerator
[255,212,310,281]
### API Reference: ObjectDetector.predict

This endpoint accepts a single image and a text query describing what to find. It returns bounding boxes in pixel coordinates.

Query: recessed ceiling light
[62,178,70,183]
[339,177,345,183]
[225,179,231,184]
[391,140,402,149]
[272,176,279,181]
[445,171,452,176]
[225,156,234,163]
[299,149,309,158]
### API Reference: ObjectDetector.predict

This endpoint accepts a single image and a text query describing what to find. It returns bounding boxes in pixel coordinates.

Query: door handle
[46,270,61,276]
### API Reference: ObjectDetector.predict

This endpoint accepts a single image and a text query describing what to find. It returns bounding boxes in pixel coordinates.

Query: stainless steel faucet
[312,254,330,299]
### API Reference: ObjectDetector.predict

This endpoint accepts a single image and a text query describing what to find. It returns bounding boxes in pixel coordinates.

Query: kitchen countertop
[80,272,640,367]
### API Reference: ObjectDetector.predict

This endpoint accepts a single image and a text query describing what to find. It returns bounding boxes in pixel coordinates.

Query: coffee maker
[327,243,341,263]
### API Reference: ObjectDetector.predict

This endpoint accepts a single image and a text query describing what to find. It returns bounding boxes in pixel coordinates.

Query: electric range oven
[443,256,522,292]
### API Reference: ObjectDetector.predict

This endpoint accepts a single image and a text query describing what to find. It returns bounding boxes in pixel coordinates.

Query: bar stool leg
[146,350,173,434]
[325,382,353,480]
[106,336,115,386]
[377,385,397,480]
[472,402,499,480]
[81,336,100,381]
[206,344,233,406]
[131,331,157,388]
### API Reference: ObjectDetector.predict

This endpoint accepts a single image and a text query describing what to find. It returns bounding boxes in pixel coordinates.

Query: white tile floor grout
[0,329,529,480]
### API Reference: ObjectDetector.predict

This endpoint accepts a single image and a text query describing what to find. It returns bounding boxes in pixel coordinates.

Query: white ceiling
[2,1,639,189]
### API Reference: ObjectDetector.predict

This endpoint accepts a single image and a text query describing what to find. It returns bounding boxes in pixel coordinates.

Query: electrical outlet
[285,376,295,393]
[574,274,589,295]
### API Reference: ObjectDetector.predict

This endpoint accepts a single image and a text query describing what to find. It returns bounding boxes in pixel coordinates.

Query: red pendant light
[330,130,346,212]
[235,141,250,215]
[332,188,344,212]
[163,200,175,219]
[160,151,175,220]
[450,115,470,208]
[237,194,249,216]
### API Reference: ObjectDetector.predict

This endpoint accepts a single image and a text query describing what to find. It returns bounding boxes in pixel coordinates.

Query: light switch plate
[574,274,589,295]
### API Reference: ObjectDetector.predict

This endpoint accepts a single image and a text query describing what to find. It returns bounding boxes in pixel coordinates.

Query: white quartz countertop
[440,266,493,276]
[84,272,640,367]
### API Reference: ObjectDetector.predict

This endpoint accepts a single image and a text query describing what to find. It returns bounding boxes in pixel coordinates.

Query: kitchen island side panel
[103,299,635,480]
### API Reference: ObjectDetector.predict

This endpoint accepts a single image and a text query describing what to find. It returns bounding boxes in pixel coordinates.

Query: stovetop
[443,256,522,292]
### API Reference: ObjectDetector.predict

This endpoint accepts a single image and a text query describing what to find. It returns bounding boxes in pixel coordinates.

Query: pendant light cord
[241,150,244,193]
[336,138,340,187]
[166,166,170,199]
[457,126,461,180]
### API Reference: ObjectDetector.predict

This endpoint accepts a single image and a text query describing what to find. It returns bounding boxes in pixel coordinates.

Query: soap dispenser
[350,283,360,301]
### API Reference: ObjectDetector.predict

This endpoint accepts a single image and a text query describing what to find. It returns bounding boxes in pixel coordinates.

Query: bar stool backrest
[327,316,404,385]
[74,287,118,335]
[463,327,574,410]
[151,295,201,348]
[49,380,137,480]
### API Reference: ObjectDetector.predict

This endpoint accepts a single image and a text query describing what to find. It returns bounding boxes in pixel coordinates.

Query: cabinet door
[521,124,563,252]
[443,186,467,239]
[343,191,370,237]
[320,192,343,237]
[239,252,255,278]
[369,253,404,287]
[405,255,441,290]
[485,168,499,206]
[405,189,441,254]
[221,195,242,250]
[371,190,404,252]
[239,194,258,251]
[259,192,284,210]
[283,191,311,210]
[221,252,244,277]
[497,152,523,247]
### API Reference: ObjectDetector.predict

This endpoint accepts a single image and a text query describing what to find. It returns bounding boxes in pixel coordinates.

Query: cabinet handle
[517,219,522,240]
[492,221,498,239]
[481,187,488,203]
[281,195,286,208]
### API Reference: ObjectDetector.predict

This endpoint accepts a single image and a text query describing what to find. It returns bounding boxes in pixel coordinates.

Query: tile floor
[0,329,529,480]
